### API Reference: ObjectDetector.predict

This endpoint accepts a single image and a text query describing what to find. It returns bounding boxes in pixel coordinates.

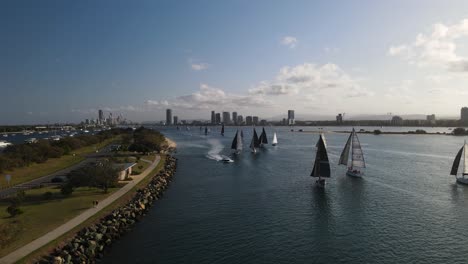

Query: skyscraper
[232,112,238,125]
[173,116,178,125]
[166,109,172,125]
[222,112,231,124]
[98,109,104,124]
[336,113,343,125]
[253,116,259,125]
[215,113,221,124]
[246,116,253,126]
[461,107,468,125]
[211,111,215,124]
[237,115,243,125]
[288,110,295,125]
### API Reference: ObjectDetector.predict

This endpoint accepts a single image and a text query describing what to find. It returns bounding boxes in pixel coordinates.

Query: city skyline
[3,1,468,124]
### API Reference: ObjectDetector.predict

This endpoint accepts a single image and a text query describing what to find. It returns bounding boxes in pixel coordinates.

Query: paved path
[0,155,161,264]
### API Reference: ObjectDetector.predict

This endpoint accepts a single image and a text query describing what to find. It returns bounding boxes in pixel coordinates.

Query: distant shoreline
[295,130,458,136]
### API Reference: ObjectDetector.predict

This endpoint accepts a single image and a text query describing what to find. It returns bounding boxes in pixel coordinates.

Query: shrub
[415,129,427,134]
[51,177,64,183]
[453,127,467,135]
[61,184,74,196]
[373,129,382,135]
[43,191,53,200]
[6,205,23,217]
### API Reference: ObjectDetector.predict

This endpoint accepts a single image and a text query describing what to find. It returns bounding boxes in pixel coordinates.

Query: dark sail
[259,127,268,144]
[221,124,225,136]
[250,128,260,149]
[338,131,353,165]
[231,131,238,150]
[241,130,244,140]
[451,146,464,176]
[204,126,208,135]
[311,134,331,178]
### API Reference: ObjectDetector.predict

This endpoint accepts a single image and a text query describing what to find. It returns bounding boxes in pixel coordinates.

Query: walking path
[0,155,161,264]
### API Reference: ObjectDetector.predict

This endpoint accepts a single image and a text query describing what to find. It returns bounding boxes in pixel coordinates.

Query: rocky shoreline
[35,155,177,264]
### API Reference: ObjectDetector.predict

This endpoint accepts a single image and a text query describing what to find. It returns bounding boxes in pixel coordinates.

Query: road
[0,145,113,199]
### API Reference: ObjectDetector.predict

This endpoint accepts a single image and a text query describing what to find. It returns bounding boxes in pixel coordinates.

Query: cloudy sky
[2,0,468,124]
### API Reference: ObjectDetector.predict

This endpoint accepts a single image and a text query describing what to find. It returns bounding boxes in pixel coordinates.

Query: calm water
[103,126,468,264]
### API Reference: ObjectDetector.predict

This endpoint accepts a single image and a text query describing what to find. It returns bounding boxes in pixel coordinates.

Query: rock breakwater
[36,155,177,264]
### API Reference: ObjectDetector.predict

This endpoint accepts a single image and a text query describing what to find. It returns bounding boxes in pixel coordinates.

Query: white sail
[351,130,366,168]
[272,133,278,145]
[464,143,468,175]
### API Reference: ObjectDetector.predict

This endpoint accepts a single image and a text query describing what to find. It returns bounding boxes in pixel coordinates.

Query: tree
[94,160,120,193]
[373,129,382,135]
[453,127,467,136]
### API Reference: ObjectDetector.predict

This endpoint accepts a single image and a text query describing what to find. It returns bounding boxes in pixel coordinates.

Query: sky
[2,0,468,124]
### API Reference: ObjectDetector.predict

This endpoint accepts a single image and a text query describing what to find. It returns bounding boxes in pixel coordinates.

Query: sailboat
[204,126,208,136]
[249,128,260,153]
[231,130,243,154]
[241,130,244,142]
[338,128,366,177]
[311,134,331,188]
[259,127,268,146]
[221,124,225,136]
[272,132,278,146]
[450,141,468,184]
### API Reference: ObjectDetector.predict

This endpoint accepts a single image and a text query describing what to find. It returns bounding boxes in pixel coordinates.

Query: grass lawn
[0,185,122,257]
[0,137,119,187]
[19,155,166,263]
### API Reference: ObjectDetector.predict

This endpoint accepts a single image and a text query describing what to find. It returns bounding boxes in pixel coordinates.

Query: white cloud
[281,36,298,48]
[389,18,468,71]
[191,63,209,71]
[145,84,272,110]
[249,63,371,98]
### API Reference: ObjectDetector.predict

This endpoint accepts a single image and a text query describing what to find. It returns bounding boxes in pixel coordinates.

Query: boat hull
[272,143,277,146]
[315,178,326,188]
[346,170,363,178]
[456,177,468,185]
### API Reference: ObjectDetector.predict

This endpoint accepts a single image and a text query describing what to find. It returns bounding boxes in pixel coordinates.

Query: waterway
[103,126,468,263]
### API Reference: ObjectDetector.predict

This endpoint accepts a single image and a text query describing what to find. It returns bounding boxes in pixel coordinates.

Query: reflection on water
[103,126,468,264]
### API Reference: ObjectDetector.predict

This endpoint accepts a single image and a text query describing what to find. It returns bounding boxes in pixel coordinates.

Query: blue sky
[2,0,468,124]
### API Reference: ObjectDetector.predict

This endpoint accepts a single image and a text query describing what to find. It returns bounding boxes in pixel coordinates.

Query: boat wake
[206,138,224,161]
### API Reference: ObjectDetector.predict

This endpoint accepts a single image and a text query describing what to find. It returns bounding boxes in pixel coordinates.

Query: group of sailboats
[311,128,366,188]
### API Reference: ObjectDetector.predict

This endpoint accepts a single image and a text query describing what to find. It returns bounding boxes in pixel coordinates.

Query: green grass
[0,185,122,257]
[18,155,167,263]
[0,137,119,187]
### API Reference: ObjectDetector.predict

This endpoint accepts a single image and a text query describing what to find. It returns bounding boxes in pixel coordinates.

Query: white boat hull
[456,177,468,185]
[346,170,363,178]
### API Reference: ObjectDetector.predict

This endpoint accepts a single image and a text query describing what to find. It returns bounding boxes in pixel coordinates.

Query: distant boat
[0,140,12,148]
[25,138,37,144]
[176,126,180,130]
[450,141,468,184]
[311,134,331,188]
[186,126,190,131]
[204,126,208,136]
[259,127,268,146]
[240,129,244,141]
[221,156,234,163]
[231,129,243,154]
[221,124,225,136]
[272,132,278,146]
[338,128,366,177]
[249,128,260,153]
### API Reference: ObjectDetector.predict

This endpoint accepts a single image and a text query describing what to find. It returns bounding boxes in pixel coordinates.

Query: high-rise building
[461,107,468,125]
[173,116,178,125]
[260,119,267,126]
[215,113,221,124]
[253,116,259,125]
[288,110,295,125]
[232,112,238,125]
[222,112,231,124]
[426,114,436,125]
[391,115,403,126]
[336,113,343,124]
[246,116,253,126]
[211,111,215,124]
[237,115,243,125]
[166,109,172,125]
[98,109,104,124]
